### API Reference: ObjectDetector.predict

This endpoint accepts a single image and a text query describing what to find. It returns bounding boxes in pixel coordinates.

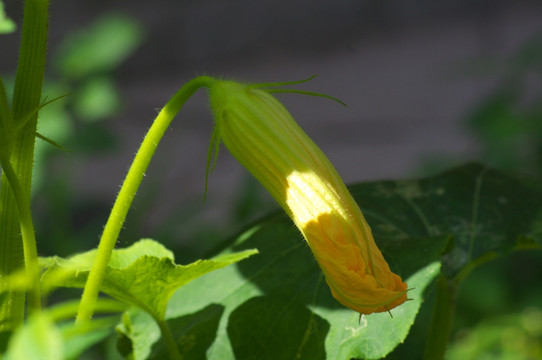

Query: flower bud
[208,79,408,314]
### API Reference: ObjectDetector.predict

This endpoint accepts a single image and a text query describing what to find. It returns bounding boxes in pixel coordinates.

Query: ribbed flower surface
[209,80,408,314]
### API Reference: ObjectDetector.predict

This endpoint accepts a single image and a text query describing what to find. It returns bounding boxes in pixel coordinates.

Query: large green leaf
[360,162,542,280]
[41,239,258,321]
[119,163,542,360]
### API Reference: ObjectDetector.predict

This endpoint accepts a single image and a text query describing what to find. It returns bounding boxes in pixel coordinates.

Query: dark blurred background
[1,1,542,358]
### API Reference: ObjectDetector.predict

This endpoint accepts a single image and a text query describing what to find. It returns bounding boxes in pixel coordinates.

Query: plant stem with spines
[76,76,215,324]
[0,0,49,330]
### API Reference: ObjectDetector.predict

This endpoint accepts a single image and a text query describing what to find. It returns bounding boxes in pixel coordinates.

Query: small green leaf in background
[0,0,16,34]
[41,239,258,322]
[73,76,120,122]
[54,13,143,79]
[145,163,542,360]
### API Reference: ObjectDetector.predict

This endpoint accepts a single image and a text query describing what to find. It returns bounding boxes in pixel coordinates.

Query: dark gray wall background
[2,0,542,239]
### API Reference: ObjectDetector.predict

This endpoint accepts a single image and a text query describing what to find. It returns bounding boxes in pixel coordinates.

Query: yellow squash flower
[207,79,408,314]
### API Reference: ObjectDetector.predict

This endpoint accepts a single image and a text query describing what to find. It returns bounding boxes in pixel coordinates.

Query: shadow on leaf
[227,296,329,360]
[118,304,224,360]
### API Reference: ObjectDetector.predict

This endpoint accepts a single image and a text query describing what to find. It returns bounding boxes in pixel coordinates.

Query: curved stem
[76,76,215,324]
[0,159,41,312]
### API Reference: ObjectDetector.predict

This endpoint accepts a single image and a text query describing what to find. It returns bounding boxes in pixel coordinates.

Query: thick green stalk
[0,160,40,312]
[423,273,457,360]
[75,76,215,324]
[0,0,49,331]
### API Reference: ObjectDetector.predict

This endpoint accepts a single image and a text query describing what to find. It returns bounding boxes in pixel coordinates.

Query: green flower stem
[157,318,183,360]
[423,273,457,360]
[76,76,215,324]
[0,159,41,312]
[0,0,49,330]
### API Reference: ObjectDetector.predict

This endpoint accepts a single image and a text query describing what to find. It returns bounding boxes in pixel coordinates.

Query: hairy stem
[0,0,49,330]
[76,76,215,324]
[423,273,457,360]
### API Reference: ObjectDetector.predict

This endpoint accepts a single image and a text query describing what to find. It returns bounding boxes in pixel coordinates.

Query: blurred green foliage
[467,32,542,175]
[448,250,542,359]
[54,13,143,79]
[27,13,144,256]
[448,309,542,360]
[0,0,15,34]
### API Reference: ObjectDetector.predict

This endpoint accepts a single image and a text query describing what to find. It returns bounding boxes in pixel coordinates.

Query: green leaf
[116,309,160,360]
[41,239,258,321]
[59,316,120,359]
[446,308,542,360]
[117,303,225,360]
[73,77,120,122]
[3,313,63,360]
[141,163,541,359]
[346,163,542,280]
[54,13,143,78]
[52,299,125,359]
[160,217,445,360]
[0,0,16,34]
[2,310,120,360]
